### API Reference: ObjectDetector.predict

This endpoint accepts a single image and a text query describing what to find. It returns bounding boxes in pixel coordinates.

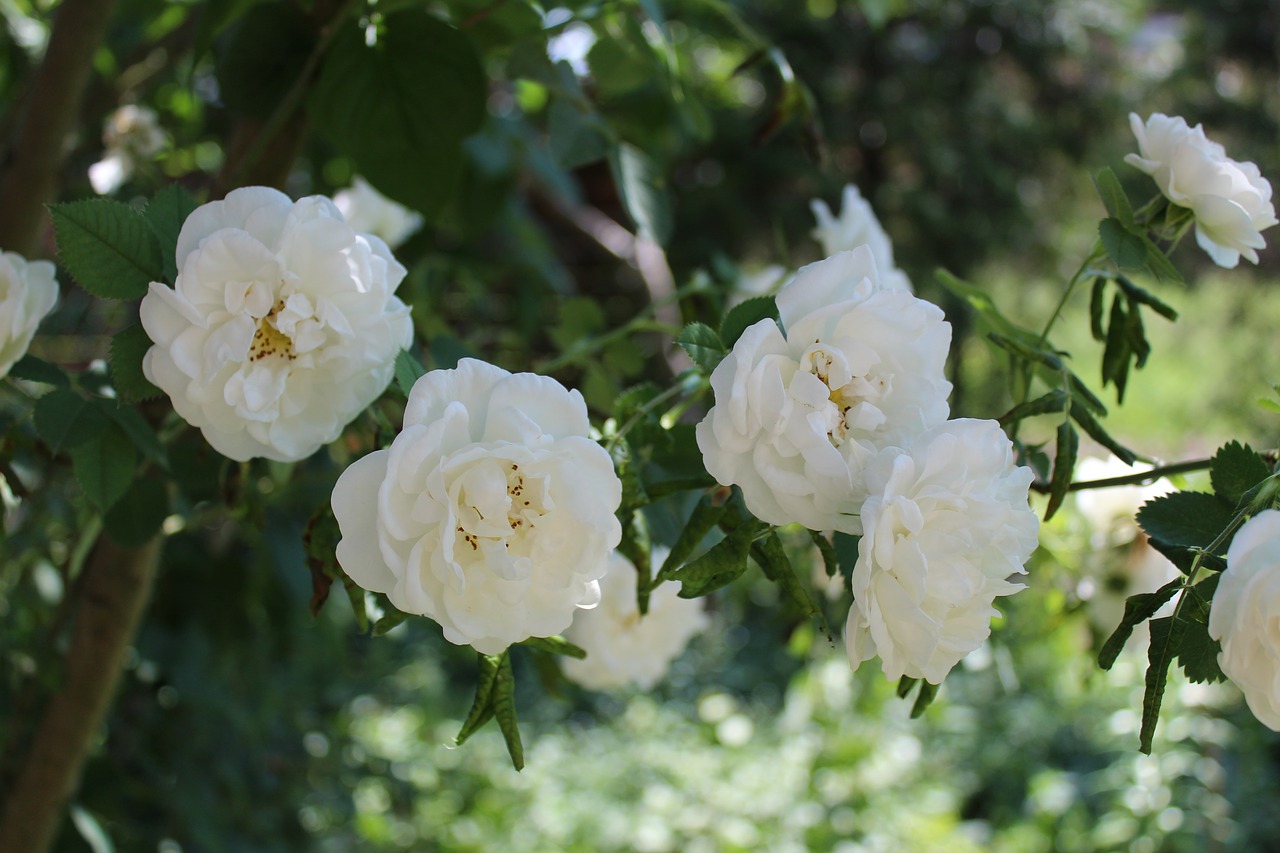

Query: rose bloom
[333,177,424,249]
[89,104,167,195]
[331,359,623,655]
[810,184,912,291]
[562,550,710,690]
[0,251,58,379]
[1209,509,1280,730]
[845,419,1039,684]
[140,186,412,462]
[696,248,951,534]
[1125,112,1278,268]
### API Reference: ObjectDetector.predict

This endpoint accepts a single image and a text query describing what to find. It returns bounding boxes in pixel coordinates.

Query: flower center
[249,299,296,363]
[800,343,890,445]
[454,462,548,554]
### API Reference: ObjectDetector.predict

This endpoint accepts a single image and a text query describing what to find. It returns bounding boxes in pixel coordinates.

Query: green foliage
[1210,440,1271,508]
[1137,491,1236,553]
[677,322,726,374]
[144,184,200,282]
[110,325,162,402]
[672,516,761,598]
[8,355,69,387]
[1045,420,1076,521]
[392,349,426,399]
[103,478,168,547]
[216,2,315,121]
[33,389,110,454]
[72,423,138,511]
[49,200,164,299]
[456,652,523,770]
[719,295,778,349]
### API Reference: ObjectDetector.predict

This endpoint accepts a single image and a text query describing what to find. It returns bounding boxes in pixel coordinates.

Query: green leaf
[810,530,839,580]
[144,184,200,282]
[1114,275,1178,321]
[1140,235,1184,285]
[103,478,168,547]
[832,531,860,585]
[393,349,426,398]
[657,496,727,582]
[372,608,409,636]
[456,653,501,746]
[719,295,778,350]
[896,675,918,699]
[33,389,110,454]
[1176,575,1227,684]
[50,200,164,299]
[672,518,761,598]
[1068,399,1135,464]
[1088,276,1107,341]
[752,530,819,619]
[910,680,939,718]
[1092,167,1135,228]
[1140,615,1187,753]
[1210,441,1271,508]
[1147,536,1226,576]
[110,325,163,403]
[1100,293,1131,401]
[610,142,672,245]
[1045,421,1077,521]
[998,389,1068,428]
[677,322,725,374]
[216,2,315,121]
[7,354,68,387]
[1098,577,1182,670]
[309,10,486,220]
[547,98,612,169]
[1099,217,1146,270]
[1137,491,1236,552]
[102,405,164,475]
[935,270,1040,349]
[1124,294,1150,369]
[72,423,138,511]
[519,635,587,660]
[492,652,523,771]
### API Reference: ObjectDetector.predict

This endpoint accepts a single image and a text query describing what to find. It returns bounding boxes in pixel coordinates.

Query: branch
[0,0,122,255]
[0,536,162,853]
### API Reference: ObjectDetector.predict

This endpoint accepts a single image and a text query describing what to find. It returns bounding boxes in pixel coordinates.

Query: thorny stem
[1030,457,1214,494]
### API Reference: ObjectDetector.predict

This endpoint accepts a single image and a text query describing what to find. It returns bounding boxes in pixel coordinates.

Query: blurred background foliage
[3,0,1280,849]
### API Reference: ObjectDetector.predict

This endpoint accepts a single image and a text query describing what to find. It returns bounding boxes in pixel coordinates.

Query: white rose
[845,419,1039,684]
[727,264,788,309]
[1125,112,1278,268]
[695,248,952,534]
[1208,509,1280,730]
[810,184,912,291]
[331,359,623,655]
[0,252,58,379]
[140,186,412,462]
[333,177,424,249]
[561,550,710,690]
[89,104,166,195]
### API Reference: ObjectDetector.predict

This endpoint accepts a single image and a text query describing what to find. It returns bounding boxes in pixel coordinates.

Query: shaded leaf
[493,652,524,770]
[910,680,939,718]
[145,184,199,282]
[456,653,502,745]
[672,518,760,598]
[719,295,778,350]
[999,389,1067,428]
[1069,399,1135,464]
[72,423,138,510]
[1092,167,1135,227]
[1137,491,1235,552]
[103,478,168,547]
[34,389,110,453]
[1140,615,1187,753]
[610,142,672,245]
[1045,420,1077,521]
[110,325,163,403]
[519,635,587,660]
[657,495,726,581]
[50,200,164,299]
[1088,276,1107,341]
[1098,577,1182,670]
[8,354,68,387]
[393,348,426,398]
[1100,217,1146,270]
[1210,441,1271,508]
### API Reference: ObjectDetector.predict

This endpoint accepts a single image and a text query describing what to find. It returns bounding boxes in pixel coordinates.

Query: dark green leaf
[1124,295,1150,369]
[1100,217,1146,270]
[456,653,501,746]
[393,349,426,398]
[1068,400,1135,464]
[657,496,726,582]
[1147,537,1226,575]
[547,98,612,169]
[610,143,672,245]
[1141,235,1184,285]
[145,184,200,282]
[752,530,819,619]
[1114,275,1178,321]
[1088,276,1107,341]
[493,652,523,770]
[309,10,486,219]
[810,530,839,579]
[1140,615,1187,753]
[672,518,761,598]
[833,531,860,584]
[33,389,110,453]
[372,608,409,636]
[677,322,725,374]
[428,333,477,370]
[72,423,138,510]
[1092,167,1135,227]
[1210,441,1271,508]
[1176,623,1226,684]
[896,675,918,699]
[194,0,259,62]
[216,2,315,121]
[110,324,163,402]
[1101,293,1130,401]
[1137,491,1236,552]
[8,354,68,387]
[1045,420,1077,521]
[519,635,587,660]
[719,296,779,350]
[103,478,168,547]
[1098,577,1182,670]
[50,200,164,299]
[910,680,939,718]
[998,389,1068,428]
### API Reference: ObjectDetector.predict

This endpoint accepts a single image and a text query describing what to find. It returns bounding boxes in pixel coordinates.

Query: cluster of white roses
[0,251,59,379]
[698,247,1040,685]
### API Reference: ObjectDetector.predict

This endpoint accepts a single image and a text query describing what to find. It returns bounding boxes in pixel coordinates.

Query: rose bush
[89,104,166,195]
[1208,509,1280,730]
[810,184,912,291]
[140,186,413,462]
[1125,112,1278,268]
[0,251,58,379]
[844,419,1039,684]
[331,358,623,655]
[561,551,710,690]
[696,248,951,533]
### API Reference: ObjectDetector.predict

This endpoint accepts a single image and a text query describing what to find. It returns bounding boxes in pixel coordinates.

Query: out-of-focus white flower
[0,251,58,379]
[1074,455,1174,543]
[332,177,424,249]
[140,186,412,462]
[546,21,597,77]
[331,359,623,655]
[89,105,166,195]
[696,248,952,534]
[810,184,912,291]
[1125,112,1277,268]
[845,419,1039,684]
[727,264,788,310]
[1209,509,1280,730]
[562,550,710,690]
